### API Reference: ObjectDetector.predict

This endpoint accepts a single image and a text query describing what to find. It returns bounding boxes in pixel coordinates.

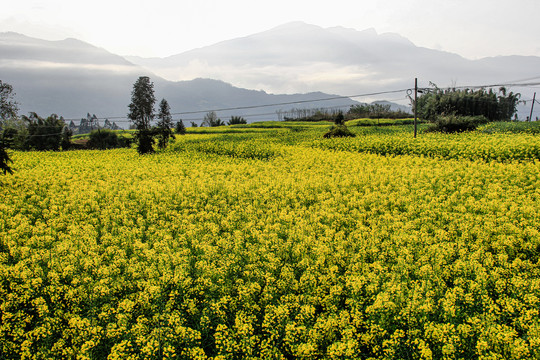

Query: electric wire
[6,79,540,137]
[55,80,540,123]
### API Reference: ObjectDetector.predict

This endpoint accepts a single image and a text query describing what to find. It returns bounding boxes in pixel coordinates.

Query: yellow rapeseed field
[1,123,540,359]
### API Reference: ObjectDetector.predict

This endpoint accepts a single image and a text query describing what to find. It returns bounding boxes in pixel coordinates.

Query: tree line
[0,76,250,172]
[278,103,411,122]
[0,77,526,173]
[416,85,521,121]
[68,114,121,135]
[415,85,522,132]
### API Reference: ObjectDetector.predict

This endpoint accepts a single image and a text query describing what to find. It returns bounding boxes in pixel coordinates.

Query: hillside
[126,21,540,100]
[2,22,538,121]
[0,31,361,122]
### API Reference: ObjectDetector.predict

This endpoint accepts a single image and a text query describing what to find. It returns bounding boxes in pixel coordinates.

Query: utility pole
[529,92,536,122]
[414,78,418,138]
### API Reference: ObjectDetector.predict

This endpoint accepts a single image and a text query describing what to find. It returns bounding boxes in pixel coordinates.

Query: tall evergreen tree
[128,76,156,154]
[156,98,174,148]
[175,120,186,135]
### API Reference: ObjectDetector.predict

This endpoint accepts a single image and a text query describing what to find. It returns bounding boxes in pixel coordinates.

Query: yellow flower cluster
[1,126,540,358]
[312,130,540,162]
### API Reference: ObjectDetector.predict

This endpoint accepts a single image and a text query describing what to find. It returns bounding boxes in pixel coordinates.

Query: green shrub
[323,125,356,138]
[228,116,247,125]
[175,120,186,135]
[416,86,520,121]
[0,137,13,174]
[426,115,489,133]
[61,127,73,150]
[24,113,64,151]
[87,129,131,149]
[334,111,345,125]
[203,111,225,127]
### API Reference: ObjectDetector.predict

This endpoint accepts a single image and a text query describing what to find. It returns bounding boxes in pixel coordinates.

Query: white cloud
[1,0,539,58]
[147,60,396,95]
[0,59,140,74]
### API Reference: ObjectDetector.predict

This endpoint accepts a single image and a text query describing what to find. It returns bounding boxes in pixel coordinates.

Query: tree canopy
[0,135,12,175]
[0,80,19,122]
[0,80,19,175]
[416,86,521,121]
[23,112,65,151]
[128,76,156,154]
[175,120,186,135]
[228,116,247,125]
[156,98,174,148]
[202,111,225,127]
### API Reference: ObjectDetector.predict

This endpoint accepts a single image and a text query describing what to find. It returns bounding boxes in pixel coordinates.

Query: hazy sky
[1,0,539,59]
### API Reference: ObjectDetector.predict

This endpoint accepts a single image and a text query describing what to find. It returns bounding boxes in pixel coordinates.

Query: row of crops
[311,131,540,162]
[1,121,540,359]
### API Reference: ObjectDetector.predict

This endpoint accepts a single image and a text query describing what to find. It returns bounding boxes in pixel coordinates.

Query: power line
[500,75,540,84]
[10,78,540,132]
[58,88,410,122]
[57,80,540,123]
[169,89,410,116]
[423,81,540,92]
[177,80,539,118]
[49,104,360,125]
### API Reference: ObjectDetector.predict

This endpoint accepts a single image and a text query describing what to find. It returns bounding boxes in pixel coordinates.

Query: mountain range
[0,29,361,124]
[1,22,539,123]
[126,22,540,98]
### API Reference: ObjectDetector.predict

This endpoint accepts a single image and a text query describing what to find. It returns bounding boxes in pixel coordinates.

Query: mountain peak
[269,21,321,31]
[0,31,29,38]
[0,31,39,44]
[361,27,378,35]
[2,26,537,120]
[328,26,378,36]
[58,37,96,48]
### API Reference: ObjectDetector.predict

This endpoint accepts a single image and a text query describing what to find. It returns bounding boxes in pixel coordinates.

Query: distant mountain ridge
[126,21,540,121]
[0,31,362,122]
[125,22,540,96]
[1,23,539,121]
[1,31,134,66]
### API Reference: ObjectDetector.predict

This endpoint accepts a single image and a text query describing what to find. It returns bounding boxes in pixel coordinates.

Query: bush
[0,119,28,150]
[323,125,356,138]
[426,115,489,133]
[2,128,18,144]
[202,111,225,127]
[348,103,411,119]
[175,120,186,135]
[416,86,520,121]
[0,136,13,174]
[228,116,247,125]
[24,113,64,151]
[334,111,345,125]
[61,127,73,150]
[87,129,132,149]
